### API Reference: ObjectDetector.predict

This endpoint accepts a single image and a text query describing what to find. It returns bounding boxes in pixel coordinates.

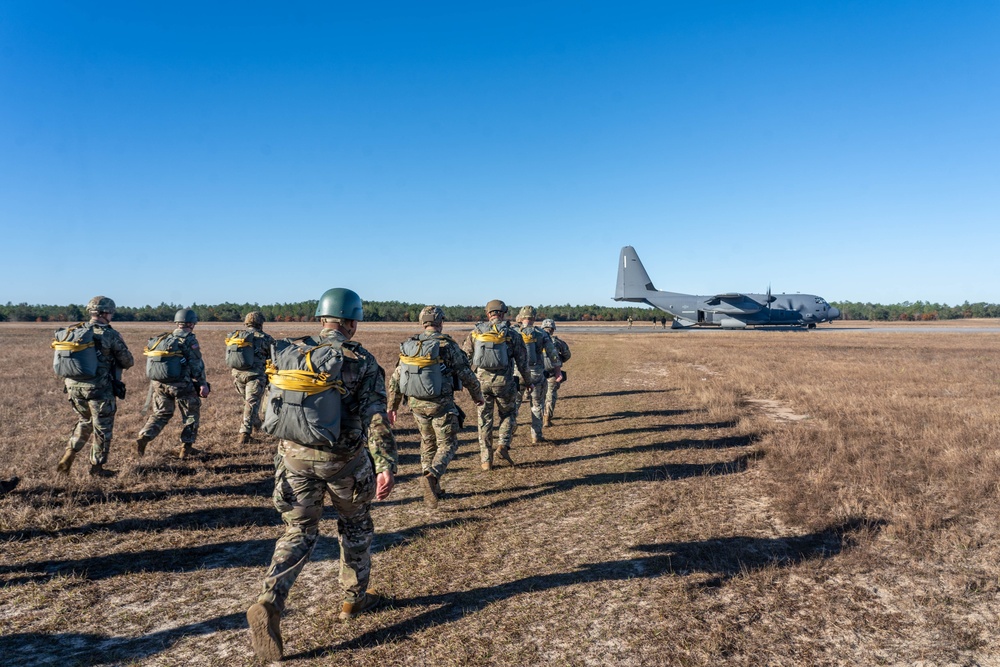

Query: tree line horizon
[4,299,1000,323]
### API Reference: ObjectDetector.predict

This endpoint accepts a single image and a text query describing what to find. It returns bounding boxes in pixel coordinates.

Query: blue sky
[2,1,998,308]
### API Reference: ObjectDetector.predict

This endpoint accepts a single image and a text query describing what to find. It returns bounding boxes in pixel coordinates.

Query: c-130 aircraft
[615,246,840,329]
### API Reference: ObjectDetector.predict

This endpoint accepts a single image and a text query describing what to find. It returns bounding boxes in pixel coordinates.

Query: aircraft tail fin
[615,246,657,301]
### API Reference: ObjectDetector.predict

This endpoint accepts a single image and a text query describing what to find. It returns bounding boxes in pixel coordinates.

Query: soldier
[627,315,633,329]
[512,306,563,444]
[461,300,529,470]
[540,319,571,427]
[135,308,211,460]
[247,288,397,663]
[226,311,275,444]
[55,296,134,477]
[387,306,484,508]
[0,477,20,495]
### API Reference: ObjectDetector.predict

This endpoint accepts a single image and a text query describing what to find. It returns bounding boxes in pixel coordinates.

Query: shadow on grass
[539,420,740,446]
[563,408,691,424]
[289,517,885,658]
[523,434,760,469]
[0,517,481,586]
[559,389,675,401]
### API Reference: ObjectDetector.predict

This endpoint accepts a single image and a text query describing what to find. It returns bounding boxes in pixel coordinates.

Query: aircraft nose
[828,306,840,320]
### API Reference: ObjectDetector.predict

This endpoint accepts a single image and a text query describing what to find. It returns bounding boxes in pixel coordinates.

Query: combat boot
[429,474,444,499]
[89,463,117,478]
[339,590,384,621]
[135,435,151,458]
[237,432,251,445]
[497,447,515,467]
[246,601,283,662]
[531,433,546,444]
[543,412,553,428]
[56,449,76,474]
[178,443,203,460]
[481,461,492,471]
[420,472,439,509]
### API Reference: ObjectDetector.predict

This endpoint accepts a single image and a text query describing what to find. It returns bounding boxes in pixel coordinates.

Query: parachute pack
[52,323,99,380]
[520,330,539,366]
[471,322,510,371]
[225,329,258,371]
[263,337,347,447]
[144,333,187,382]
[398,335,444,399]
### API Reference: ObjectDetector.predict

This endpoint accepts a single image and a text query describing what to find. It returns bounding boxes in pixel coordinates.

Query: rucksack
[225,329,257,371]
[398,335,444,399]
[471,322,510,371]
[144,333,187,382]
[52,323,99,380]
[263,337,346,447]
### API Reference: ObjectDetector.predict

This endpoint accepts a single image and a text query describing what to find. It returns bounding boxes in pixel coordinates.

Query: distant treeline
[3,300,1000,323]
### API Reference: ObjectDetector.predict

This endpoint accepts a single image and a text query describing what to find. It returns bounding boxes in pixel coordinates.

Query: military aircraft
[614,245,840,329]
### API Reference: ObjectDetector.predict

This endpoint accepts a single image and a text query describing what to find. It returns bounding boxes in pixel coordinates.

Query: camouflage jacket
[282,329,398,474]
[64,319,135,391]
[388,330,483,411]
[230,326,275,378]
[551,335,571,363]
[461,319,529,381]
[512,324,561,379]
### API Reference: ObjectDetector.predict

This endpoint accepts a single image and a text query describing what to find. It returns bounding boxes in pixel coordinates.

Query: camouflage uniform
[542,322,571,423]
[388,327,483,481]
[61,319,134,469]
[229,318,275,438]
[257,328,398,612]
[138,327,208,451]
[512,320,562,442]
[461,312,529,467]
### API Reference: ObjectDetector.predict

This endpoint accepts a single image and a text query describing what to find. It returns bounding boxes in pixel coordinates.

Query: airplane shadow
[290,517,884,658]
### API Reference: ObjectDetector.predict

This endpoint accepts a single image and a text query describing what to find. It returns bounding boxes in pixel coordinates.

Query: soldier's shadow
[289,518,885,659]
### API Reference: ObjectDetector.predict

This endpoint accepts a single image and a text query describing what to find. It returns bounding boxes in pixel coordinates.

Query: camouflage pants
[232,372,267,434]
[544,378,561,418]
[66,385,117,466]
[257,449,376,612]
[514,374,547,440]
[476,372,518,464]
[410,398,460,479]
[139,382,201,444]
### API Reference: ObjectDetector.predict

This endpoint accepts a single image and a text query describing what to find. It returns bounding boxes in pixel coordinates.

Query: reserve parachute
[52,323,99,380]
[397,335,444,399]
[263,337,347,447]
[471,322,510,371]
[144,332,186,382]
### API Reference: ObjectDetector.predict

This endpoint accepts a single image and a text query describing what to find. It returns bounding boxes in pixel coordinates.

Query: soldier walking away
[136,308,211,460]
[226,311,275,444]
[512,306,563,444]
[541,319,571,427]
[247,288,398,663]
[627,315,633,329]
[387,306,484,508]
[0,476,20,495]
[461,300,529,470]
[52,296,134,477]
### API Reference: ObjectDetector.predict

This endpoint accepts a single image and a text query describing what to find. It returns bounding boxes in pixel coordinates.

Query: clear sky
[2,1,998,308]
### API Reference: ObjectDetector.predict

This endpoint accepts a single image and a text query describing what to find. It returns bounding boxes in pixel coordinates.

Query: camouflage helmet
[541,318,556,331]
[175,308,198,324]
[419,305,445,325]
[86,295,116,315]
[517,305,537,321]
[485,299,508,315]
[244,311,265,327]
[316,288,364,321]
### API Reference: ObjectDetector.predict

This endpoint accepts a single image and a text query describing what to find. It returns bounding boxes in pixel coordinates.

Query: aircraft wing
[703,293,765,314]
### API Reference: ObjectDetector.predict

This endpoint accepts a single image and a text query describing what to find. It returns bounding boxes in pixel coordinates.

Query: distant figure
[247,287,397,663]
[513,306,563,444]
[52,296,134,477]
[136,308,211,460]
[0,476,20,496]
[652,316,657,326]
[661,317,667,329]
[461,300,530,470]
[225,311,274,444]
[387,306,484,508]
[541,319,571,427]
[627,316,633,329]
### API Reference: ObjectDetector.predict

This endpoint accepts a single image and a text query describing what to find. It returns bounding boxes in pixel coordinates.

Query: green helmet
[485,299,508,315]
[86,296,116,315]
[419,305,444,325]
[174,308,198,324]
[244,311,265,327]
[541,318,555,331]
[517,305,537,320]
[316,288,364,321]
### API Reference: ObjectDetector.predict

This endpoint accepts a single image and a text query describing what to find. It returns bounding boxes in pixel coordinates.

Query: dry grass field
[2,321,1000,666]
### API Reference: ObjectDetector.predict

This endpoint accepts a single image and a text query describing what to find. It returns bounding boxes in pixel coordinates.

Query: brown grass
[2,322,1000,665]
